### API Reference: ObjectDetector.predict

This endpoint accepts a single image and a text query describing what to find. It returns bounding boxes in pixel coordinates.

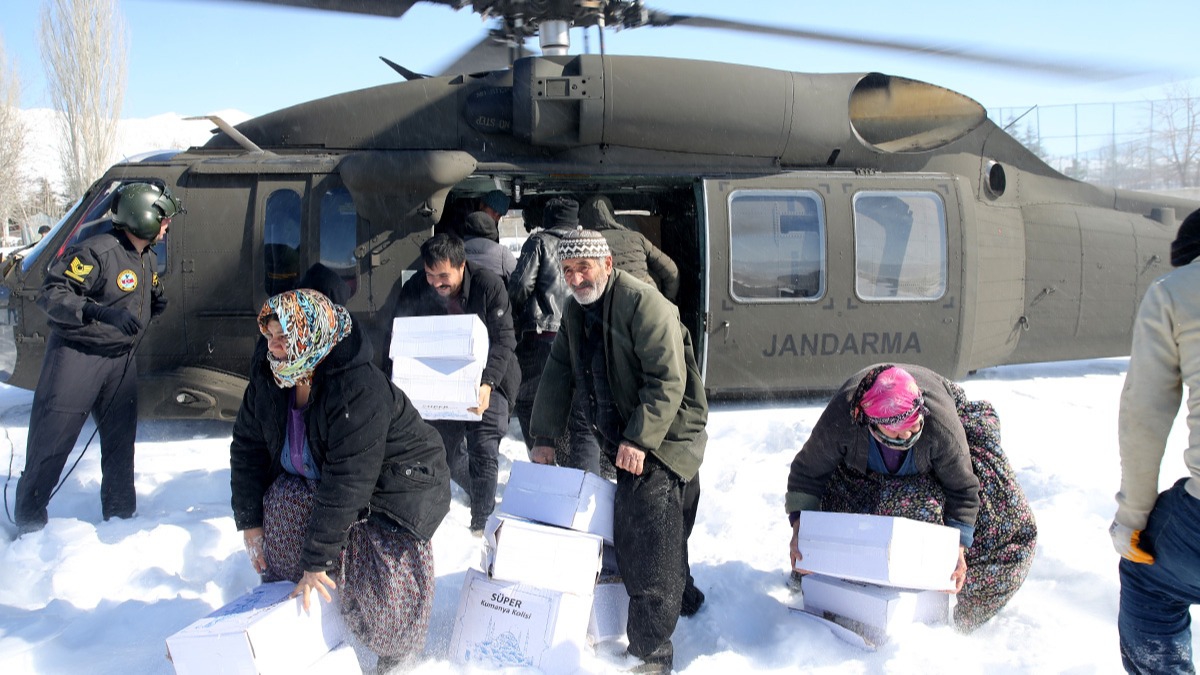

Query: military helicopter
[2,0,1197,420]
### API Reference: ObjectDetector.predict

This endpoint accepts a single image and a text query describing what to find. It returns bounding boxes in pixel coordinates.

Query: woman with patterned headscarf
[229,288,450,670]
[785,363,1037,632]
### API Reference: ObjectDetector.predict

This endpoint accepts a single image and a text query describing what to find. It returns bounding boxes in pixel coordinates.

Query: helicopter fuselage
[2,55,1194,419]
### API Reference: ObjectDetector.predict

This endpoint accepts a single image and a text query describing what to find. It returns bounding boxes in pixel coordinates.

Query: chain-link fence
[988,96,1200,191]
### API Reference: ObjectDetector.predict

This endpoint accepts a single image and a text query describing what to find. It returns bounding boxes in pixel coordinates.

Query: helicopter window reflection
[263,189,302,296]
[318,186,359,298]
[853,191,947,301]
[728,190,825,302]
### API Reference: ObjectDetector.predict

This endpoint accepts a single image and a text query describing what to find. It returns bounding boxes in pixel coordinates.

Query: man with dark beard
[528,227,707,674]
[392,233,519,533]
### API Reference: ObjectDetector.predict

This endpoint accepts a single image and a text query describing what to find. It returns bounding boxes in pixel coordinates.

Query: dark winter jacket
[598,228,680,301]
[530,269,708,481]
[463,212,517,281]
[785,363,980,531]
[38,230,166,355]
[507,225,575,336]
[229,321,451,572]
[580,197,680,301]
[393,262,520,401]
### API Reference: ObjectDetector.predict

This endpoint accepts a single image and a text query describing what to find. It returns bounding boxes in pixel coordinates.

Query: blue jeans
[1118,478,1200,674]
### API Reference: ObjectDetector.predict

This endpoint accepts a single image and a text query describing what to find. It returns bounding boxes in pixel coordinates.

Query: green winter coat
[530,268,707,480]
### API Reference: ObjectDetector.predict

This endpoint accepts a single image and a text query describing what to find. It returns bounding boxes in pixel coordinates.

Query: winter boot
[680,582,705,617]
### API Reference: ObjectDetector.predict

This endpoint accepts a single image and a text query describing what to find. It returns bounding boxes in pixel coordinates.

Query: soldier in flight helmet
[14,181,175,535]
[110,183,183,242]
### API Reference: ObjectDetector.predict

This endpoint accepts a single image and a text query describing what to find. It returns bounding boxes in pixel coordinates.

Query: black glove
[83,304,143,336]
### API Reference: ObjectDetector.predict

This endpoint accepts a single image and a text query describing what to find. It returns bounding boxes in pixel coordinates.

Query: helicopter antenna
[185,115,267,154]
[1001,106,1038,132]
[380,56,429,81]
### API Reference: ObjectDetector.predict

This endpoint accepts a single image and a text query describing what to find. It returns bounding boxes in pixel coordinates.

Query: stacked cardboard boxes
[793,512,956,646]
[448,462,626,673]
[389,314,489,421]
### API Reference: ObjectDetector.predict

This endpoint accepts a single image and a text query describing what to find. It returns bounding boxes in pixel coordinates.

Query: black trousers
[431,392,510,526]
[15,334,139,526]
[514,336,552,452]
[613,455,701,661]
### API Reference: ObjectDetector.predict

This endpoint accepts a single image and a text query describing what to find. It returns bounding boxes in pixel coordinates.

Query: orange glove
[1109,521,1154,564]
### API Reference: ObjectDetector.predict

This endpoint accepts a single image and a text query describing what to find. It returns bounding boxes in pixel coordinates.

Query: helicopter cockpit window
[728,190,826,302]
[318,186,359,298]
[853,191,947,301]
[52,180,168,276]
[263,189,302,296]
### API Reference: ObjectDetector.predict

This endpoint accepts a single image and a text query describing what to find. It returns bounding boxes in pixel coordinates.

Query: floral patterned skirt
[262,473,436,661]
[820,384,1038,632]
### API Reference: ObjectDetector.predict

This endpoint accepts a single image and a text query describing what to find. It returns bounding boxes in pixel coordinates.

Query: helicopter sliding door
[701,174,966,395]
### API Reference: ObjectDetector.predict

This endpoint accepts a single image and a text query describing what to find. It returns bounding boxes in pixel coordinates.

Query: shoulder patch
[64,257,94,283]
[116,269,139,292]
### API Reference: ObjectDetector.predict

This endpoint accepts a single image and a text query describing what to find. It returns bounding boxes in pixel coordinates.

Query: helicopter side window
[728,190,825,302]
[853,191,947,301]
[263,189,302,296]
[53,180,168,275]
[318,186,359,298]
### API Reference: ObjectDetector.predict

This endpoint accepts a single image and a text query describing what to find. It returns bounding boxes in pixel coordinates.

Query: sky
[0,356,1196,673]
[2,0,1199,121]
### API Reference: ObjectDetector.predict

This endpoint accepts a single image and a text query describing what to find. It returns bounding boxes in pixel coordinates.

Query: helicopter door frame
[701,173,967,394]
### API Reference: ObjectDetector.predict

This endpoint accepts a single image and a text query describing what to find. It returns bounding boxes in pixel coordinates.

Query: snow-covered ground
[0,356,1195,674]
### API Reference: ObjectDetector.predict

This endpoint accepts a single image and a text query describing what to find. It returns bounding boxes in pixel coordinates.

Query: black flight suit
[15,230,166,528]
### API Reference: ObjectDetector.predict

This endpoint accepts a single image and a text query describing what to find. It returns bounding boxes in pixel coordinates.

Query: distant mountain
[17,108,252,195]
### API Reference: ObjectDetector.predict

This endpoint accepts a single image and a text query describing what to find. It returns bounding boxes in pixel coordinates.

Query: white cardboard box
[499,462,616,543]
[448,568,594,674]
[166,582,344,675]
[390,314,488,421]
[788,606,875,651]
[483,514,605,595]
[390,313,489,359]
[796,512,959,591]
[587,576,629,644]
[303,643,362,674]
[800,573,948,639]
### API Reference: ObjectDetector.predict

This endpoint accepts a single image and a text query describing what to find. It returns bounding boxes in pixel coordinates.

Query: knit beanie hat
[482,190,510,217]
[1171,208,1200,267]
[543,197,580,228]
[557,226,612,261]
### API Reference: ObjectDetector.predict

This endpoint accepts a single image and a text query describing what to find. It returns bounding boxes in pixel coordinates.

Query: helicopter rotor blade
[190,0,441,18]
[646,11,1147,82]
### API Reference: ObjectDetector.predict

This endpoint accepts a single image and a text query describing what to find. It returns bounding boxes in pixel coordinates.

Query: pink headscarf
[856,366,925,432]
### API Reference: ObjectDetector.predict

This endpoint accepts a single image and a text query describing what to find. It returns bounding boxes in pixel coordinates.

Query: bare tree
[0,36,27,242]
[40,0,127,200]
[1151,81,1200,189]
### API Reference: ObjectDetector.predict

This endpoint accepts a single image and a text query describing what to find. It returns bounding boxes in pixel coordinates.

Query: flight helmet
[110,183,183,240]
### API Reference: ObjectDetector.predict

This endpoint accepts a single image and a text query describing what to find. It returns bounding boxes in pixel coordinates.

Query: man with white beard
[528,227,707,674]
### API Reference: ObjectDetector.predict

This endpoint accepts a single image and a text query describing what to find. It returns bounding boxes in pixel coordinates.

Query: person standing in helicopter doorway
[13,182,180,536]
